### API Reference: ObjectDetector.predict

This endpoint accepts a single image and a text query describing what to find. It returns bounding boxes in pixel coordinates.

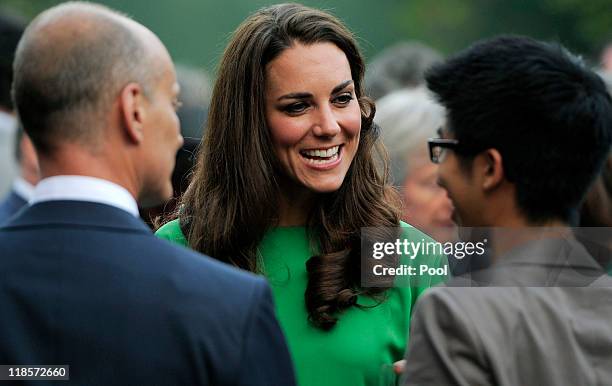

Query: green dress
[156,220,447,386]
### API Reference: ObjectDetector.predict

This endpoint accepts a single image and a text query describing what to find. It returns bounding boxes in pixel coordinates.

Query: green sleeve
[155,218,189,247]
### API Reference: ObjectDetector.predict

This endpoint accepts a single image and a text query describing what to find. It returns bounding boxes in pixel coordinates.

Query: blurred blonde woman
[376,87,456,243]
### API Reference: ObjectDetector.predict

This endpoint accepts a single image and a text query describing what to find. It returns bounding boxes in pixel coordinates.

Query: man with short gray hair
[0,3,295,385]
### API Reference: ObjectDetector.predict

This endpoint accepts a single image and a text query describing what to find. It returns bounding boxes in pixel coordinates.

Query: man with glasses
[402,35,612,385]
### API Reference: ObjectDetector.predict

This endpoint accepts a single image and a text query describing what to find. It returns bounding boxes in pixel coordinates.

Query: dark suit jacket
[403,236,612,386]
[0,189,26,225]
[0,201,295,386]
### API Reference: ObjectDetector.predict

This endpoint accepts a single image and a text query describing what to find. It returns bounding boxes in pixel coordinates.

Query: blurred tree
[1,0,57,17]
[542,0,612,58]
[390,0,611,64]
[3,0,610,72]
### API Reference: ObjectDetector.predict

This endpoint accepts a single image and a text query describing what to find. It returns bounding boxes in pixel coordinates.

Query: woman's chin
[304,182,343,194]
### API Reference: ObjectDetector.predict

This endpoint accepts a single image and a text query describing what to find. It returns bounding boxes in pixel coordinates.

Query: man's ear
[119,83,147,144]
[477,148,504,191]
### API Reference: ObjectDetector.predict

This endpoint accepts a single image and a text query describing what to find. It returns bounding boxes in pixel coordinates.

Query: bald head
[12,2,168,154]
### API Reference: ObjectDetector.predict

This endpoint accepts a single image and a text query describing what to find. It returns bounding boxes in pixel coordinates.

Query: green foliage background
[3,0,611,74]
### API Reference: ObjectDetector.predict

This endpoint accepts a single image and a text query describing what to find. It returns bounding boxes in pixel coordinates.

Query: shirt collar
[12,177,35,202]
[30,175,139,217]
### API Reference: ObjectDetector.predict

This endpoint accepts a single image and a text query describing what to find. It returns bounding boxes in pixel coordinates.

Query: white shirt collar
[12,177,35,202]
[0,111,16,134]
[30,175,140,217]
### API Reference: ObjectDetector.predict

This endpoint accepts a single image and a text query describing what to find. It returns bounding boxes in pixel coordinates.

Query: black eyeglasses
[427,138,458,164]
[428,138,484,164]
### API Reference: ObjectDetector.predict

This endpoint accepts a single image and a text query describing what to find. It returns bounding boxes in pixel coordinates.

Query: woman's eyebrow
[331,80,353,94]
[276,80,354,101]
[277,92,312,101]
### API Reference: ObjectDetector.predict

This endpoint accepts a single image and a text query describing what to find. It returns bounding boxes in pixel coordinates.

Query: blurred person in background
[157,4,447,386]
[175,63,211,139]
[141,64,211,227]
[0,10,26,197]
[365,41,443,101]
[169,64,210,195]
[375,87,454,243]
[0,3,295,385]
[375,88,488,276]
[576,72,612,271]
[401,35,612,386]
[601,41,612,73]
[0,125,39,223]
[576,154,612,270]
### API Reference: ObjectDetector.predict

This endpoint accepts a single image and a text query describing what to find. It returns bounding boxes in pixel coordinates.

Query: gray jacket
[402,236,612,386]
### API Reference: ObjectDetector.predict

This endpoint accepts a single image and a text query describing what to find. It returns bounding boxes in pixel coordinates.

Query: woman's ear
[119,83,147,144]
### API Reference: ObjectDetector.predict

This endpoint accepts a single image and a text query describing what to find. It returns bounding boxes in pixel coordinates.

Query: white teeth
[307,153,339,165]
[303,146,339,157]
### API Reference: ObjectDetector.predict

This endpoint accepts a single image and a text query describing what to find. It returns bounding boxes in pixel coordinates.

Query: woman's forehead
[265,42,352,92]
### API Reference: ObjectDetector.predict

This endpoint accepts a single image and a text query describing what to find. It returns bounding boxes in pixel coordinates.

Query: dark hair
[426,35,612,223]
[0,9,26,110]
[175,3,400,329]
[12,2,154,155]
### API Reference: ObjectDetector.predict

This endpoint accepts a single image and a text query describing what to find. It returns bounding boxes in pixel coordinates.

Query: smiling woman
[156,3,446,386]
[266,41,362,209]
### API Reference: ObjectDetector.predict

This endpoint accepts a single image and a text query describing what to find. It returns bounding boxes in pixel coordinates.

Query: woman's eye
[283,102,309,114]
[334,93,354,105]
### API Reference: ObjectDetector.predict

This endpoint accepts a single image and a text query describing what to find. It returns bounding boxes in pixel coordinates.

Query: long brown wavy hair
[172,3,400,330]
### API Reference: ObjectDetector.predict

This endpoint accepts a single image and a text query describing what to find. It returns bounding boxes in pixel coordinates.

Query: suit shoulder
[413,284,499,319]
[413,285,459,311]
[590,274,612,288]
[151,234,264,288]
[153,220,266,294]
